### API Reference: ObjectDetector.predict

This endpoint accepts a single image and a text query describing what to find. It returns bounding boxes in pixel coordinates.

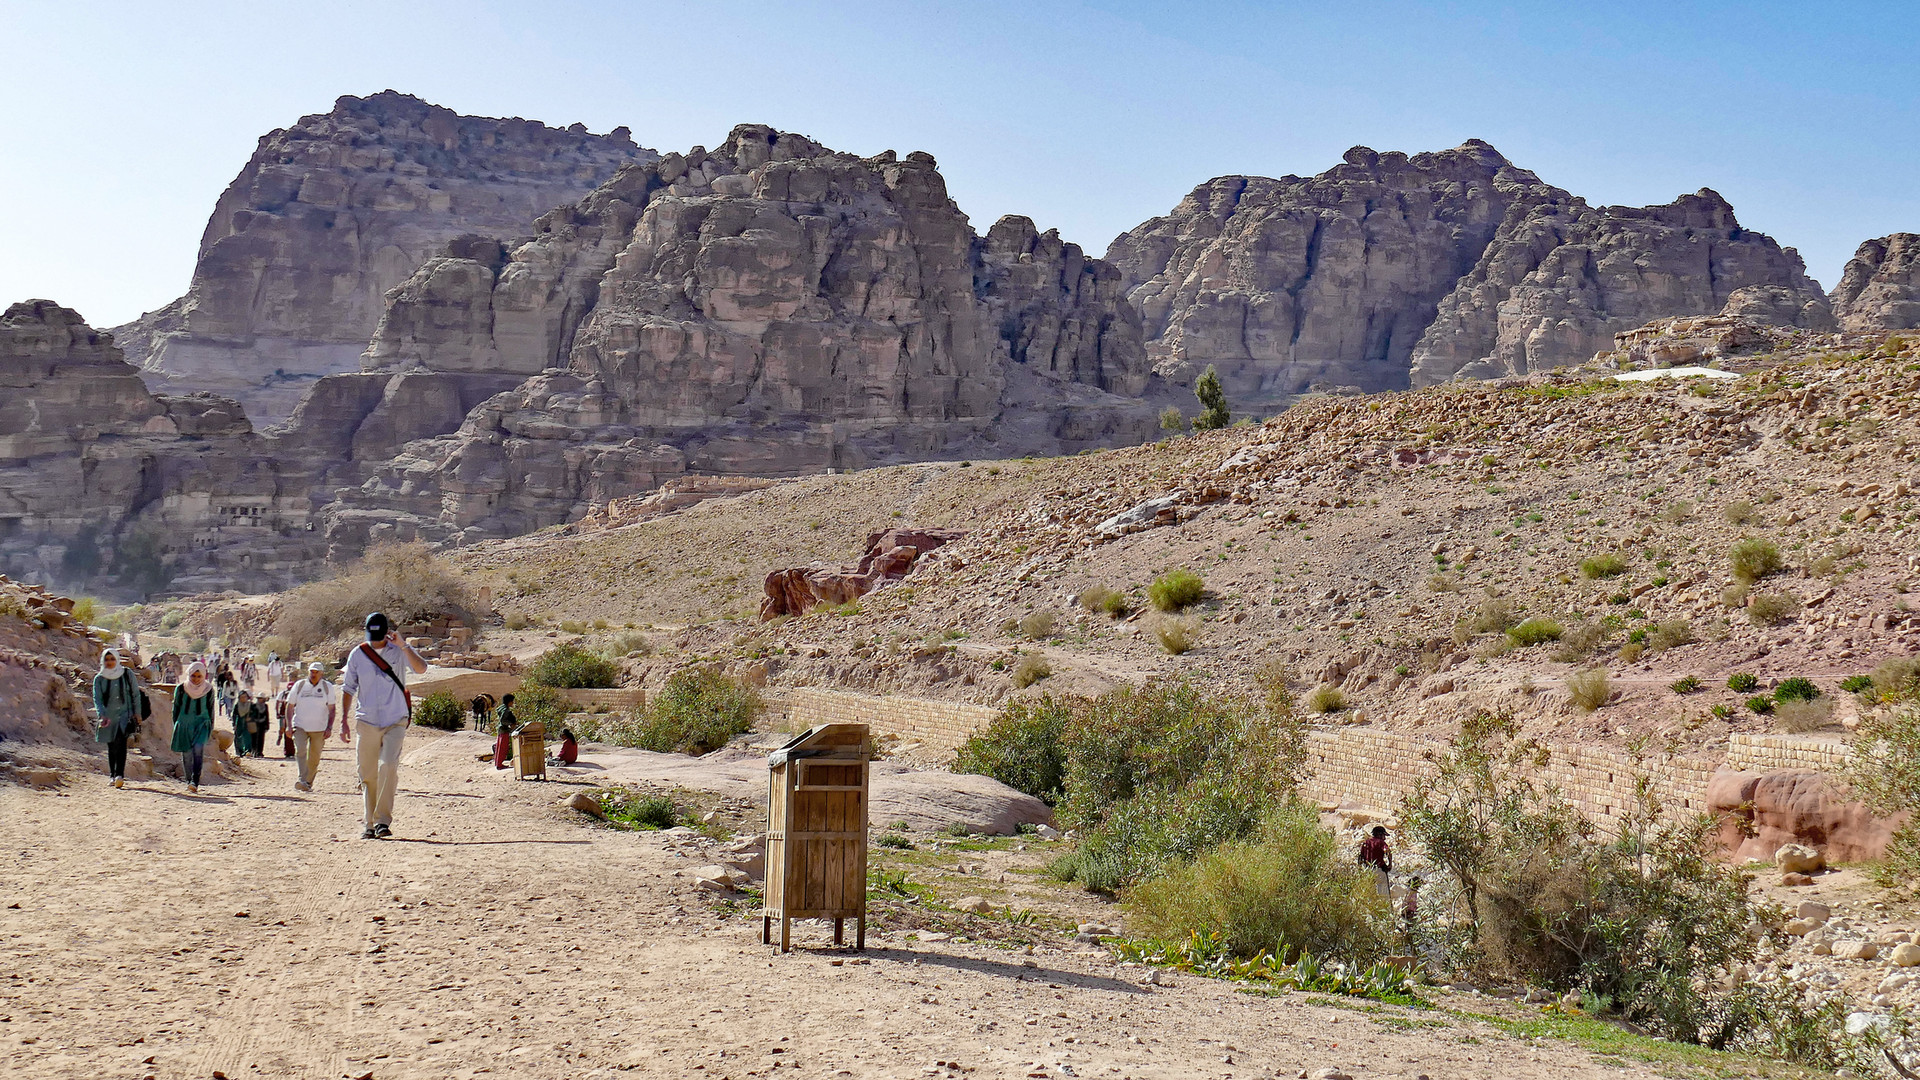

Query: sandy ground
[6,731,1700,1080]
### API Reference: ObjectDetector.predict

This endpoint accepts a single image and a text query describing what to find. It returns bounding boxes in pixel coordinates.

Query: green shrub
[629,666,762,755]
[1728,538,1783,584]
[1190,365,1231,431]
[159,608,185,630]
[1579,553,1628,579]
[1147,569,1205,612]
[1124,804,1389,963]
[511,683,574,732]
[1773,677,1819,702]
[1840,674,1874,694]
[1566,668,1610,711]
[1506,616,1563,646]
[1400,716,1790,1052]
[1077,586,1129,617]
[602,790,678,829]
[953,696,1071,803]
[1669,675,1701,694]
[1726,672,1759,692]
[965,678,1306,891]
[1012,653,1052,688]
[876,832,915,850]
[1305,684,1346,714]
[1850,701,1920,884]
[1550,621,1608,662]
[1746,592,1800,626]
[413,691,466,731]
[71,597,99,625]
[525,641,620,689]
[1746,696,1775,715]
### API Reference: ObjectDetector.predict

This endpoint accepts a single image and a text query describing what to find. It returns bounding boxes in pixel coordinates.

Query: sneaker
[361,827,378,840]
[112,777,125,789]
[294,781,311,792]
[373,824,392,839]
[188,784,199,794]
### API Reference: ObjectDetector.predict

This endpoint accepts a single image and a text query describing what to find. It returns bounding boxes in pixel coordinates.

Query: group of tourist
[91,612,429,839]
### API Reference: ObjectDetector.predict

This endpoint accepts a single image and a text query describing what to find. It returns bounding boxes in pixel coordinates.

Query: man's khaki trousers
[356,721,407,827]
[295,729,328,786]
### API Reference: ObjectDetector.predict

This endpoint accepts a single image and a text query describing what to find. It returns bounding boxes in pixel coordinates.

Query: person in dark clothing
[92,649,144,788]
[492,694,517,770]
[1358,825,1393,896]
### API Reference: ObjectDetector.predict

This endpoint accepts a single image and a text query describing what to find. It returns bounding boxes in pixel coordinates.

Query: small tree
[1850,701,1920,882]
[1191,365,1231,430]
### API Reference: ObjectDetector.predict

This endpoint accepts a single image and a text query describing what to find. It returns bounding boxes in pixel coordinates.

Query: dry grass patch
[1566,668,1611,711]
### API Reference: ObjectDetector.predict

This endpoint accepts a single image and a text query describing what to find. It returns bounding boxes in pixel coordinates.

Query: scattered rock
[954,896,993,915]
[564,792,604,819]
[1797,901,1833,923]
[1833,940,1879,961]
[1774,843,1826,875]
[1781,872,1815,886]
[1890,943,1920,968]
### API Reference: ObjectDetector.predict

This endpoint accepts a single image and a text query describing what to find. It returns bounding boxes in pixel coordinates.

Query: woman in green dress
[91,648,143,789]
[171,663,217,794]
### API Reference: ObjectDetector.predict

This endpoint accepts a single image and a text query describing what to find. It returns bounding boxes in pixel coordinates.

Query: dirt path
[5,731,1692,1080]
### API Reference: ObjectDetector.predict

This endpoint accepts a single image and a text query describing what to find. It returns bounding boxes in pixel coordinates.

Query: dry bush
[1747,592,1801,627]
[1467,593,1519,635]
[1661,500,1695,523]
[275,542,474,654]
[1018,611,1058,640]
[1155,617,1198,655]
[1428,572,1461,593]
[1870,657,1920,701]
[1646,618,1695,654]
[1550,621,1608,662]
[1720,582,1750,609]
[503,610,531,630]
[1076,586,1129,617]
[1012,653,1052,689]
[1566,668,1611,711]
[1305,684,1346,714]
[1579,553,1628,579]
[1774,698,1833,733]
[1722,500,1756,525]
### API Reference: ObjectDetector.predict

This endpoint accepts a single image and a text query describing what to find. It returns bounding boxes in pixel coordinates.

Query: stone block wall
[1723,733,1853,774]
[786,687,996,754]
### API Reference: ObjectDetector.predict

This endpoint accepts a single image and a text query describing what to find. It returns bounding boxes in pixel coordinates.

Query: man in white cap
[285,662,338,792]
[340,612,427,839]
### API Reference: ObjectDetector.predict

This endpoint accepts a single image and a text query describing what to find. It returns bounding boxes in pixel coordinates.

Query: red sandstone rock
[1708,767,1907,864]
[760,529,965,620]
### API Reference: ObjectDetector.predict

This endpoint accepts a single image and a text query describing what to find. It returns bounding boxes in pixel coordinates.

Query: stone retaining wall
[1724,733,1853,774]
[786,687,996,753]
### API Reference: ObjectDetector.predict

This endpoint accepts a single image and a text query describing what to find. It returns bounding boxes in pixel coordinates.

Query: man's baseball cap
[365,612,390,634]
[308,662,325,673]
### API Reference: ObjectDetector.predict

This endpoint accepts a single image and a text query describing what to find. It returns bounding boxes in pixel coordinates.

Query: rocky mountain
[1830,234,1920,332]
[318,124,1162,551]
[1107,141,1830,400]
[112,92,650,423]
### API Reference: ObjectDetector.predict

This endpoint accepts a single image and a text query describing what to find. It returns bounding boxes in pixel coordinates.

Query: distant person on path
[92,648,147,789]
[215,663,238,727]
[241,691,270,758]
[492,694,517,770]
[265,655,285,700]
[172,663,217,794]
[286,662,338,792]
[232,691,256,757]
[340,612,427,839]
[1358,825,1393,897]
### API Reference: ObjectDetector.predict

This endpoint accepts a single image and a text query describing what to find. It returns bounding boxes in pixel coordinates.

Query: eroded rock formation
[113,92,649,423]
[1830,234,1920,332]
[324,125,1163,550]
[761,528,965,619]
[1107,141,1830,399]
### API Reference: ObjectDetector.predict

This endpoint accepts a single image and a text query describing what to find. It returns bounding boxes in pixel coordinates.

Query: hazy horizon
[4,0,1916,329]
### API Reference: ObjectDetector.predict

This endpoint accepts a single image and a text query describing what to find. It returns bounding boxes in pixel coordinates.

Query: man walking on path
[286,662,338,792]
[340,612,427,839]
[1358,824,1393,897]
[265,655,286,701]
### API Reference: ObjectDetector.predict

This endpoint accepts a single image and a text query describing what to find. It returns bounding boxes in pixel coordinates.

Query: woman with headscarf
[492,693,517,770]
[171,663,217,794]
[91,649,144,789]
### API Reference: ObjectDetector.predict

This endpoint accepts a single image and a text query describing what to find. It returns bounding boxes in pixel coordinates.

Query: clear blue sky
[4,0,1915,328]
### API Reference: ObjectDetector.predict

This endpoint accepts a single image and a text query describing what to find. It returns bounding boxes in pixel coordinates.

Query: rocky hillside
[449,320,1920,764]
[1831,233,1920,332]
[112,92,649,423]
[318,124,1166,551]
[1107,141,1831,401]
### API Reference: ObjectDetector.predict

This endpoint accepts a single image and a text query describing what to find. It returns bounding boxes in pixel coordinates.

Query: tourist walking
[285,663,338,791]
[491,693,517,770]
[91,648,147,788]
[241,692,270,758]
[340,612,427,839]
[171,663,217,794]
[265,654,286,701]
[1357,825,1393,897]
[232,691,256,757]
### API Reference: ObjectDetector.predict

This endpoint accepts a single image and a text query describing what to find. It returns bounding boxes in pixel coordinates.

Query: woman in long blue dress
[91,649,142,789]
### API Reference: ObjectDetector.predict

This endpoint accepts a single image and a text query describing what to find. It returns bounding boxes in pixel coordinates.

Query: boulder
[1833,940,1879,961]
[1796,901,1832,923]
[564,792,604,819]
[1710,769,1905,864]
[1890,943,1920,969]
[1775,843,1825,875]
[761,528,966,620]
[954,896,994,915]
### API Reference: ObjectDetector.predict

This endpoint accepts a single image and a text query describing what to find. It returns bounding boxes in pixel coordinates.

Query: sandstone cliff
[1107,142,1830,398]
[322,125,1163,551]
[113,92,650,423]
[1830,234,1920,332]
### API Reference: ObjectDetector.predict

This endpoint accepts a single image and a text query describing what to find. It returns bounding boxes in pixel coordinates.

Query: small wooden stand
[514,720,547,781]
[762,723,868,953]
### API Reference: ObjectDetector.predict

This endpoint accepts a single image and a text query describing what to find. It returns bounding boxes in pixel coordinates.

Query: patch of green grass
[1456,1007,1828,1079]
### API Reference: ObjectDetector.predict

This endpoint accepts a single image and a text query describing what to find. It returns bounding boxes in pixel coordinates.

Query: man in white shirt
[265,655,286,699]
[340,612,427,840]
[284,662,338,792]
